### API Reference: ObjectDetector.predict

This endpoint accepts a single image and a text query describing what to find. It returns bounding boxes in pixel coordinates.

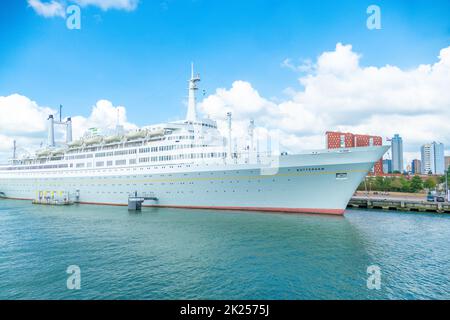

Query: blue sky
[1,0,449,124]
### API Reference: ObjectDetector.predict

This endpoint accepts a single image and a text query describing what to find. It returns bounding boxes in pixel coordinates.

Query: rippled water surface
[0,199,449,299]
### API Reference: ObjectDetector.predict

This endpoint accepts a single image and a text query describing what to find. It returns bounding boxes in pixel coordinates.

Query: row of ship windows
[137,143,208,154]
[66,140,158,154]
[138,152,226,163]
[65,144,213,160]
[4,169,260,179]
[6,189,268,194]
[9,179,274,186]
[62,136,196,156]
[166,135,195,140]
[85,153,227,168]
[3,177,306,188]
[5,153,226,171]
[3,167,327,176]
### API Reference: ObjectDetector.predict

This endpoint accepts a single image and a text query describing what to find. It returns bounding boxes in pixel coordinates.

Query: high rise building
[445,156,450,171]
[326,131,383,175]
[421,142,445,175]
[411,159,421,174]
[383,159,392,174]
[391,134,403,173]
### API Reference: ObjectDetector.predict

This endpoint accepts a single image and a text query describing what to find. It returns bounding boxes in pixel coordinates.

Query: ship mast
[13,140,16,160]
[186,62,200,122]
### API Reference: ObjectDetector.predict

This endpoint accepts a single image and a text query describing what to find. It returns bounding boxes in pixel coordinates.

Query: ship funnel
[186,63,200,122]
[47,115,55,147]
[66,117,73,143]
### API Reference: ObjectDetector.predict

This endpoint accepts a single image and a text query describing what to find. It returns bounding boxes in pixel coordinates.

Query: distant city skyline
[384,135,447,174]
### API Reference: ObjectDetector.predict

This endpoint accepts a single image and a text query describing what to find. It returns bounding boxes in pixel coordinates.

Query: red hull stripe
[2,197,345,215]
[142,205,345,215]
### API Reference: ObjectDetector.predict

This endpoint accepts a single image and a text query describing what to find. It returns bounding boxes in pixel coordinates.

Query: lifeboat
[104,135,122,143]
[126,130,147,141]
[84,136,103,146]
[51,149,65,156]
[68,140,83,148]
[147,128,165,137]
[36,149,52,157]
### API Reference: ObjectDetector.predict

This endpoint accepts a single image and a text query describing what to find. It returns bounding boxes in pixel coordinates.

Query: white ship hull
[0,146,388,215]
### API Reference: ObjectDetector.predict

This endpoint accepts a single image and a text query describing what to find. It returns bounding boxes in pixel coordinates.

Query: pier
[348,196,450,214]
[32,199,74,206]
[32,190,77,206]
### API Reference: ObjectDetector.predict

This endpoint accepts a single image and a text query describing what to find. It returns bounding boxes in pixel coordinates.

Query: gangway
[128,191,158,211]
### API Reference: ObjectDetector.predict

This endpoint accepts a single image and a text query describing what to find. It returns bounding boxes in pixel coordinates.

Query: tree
[374,176,385,191]
[390,178,403,191]
[423,177,436,190]
[399,176,411,192]
[410,175,423,193]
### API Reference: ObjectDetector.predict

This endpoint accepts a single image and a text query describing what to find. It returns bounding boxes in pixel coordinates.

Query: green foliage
[410,175,423,193]
[358,175,432,193]
[423,177,436,190]
[389,178,403,191]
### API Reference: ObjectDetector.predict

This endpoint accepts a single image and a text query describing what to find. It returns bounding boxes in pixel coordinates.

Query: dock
[348,197,450,213]
[32,199,74,206]
[32,190,76,206]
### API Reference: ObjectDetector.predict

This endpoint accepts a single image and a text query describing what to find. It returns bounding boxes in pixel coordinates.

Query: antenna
[248,119,255,150]
[13,140,16,160]
[227,112,232,160]
[186,63,200,121]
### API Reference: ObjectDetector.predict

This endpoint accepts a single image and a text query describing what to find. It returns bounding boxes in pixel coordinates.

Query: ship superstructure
[0,65,388,214]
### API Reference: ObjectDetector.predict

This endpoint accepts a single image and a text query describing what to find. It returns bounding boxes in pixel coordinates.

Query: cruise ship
[0,66,389,215]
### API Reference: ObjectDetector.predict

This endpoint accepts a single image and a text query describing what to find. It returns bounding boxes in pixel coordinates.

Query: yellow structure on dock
[33,190,74,206]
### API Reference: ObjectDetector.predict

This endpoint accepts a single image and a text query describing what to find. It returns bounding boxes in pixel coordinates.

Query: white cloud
[27,0,139,18]
[71,99,138,139]
[0,94,54,135]
[201,43,450,168]
[27,0,66,18]
[281,58,314,73]
[72,0,139,11]
[0,94,55,159]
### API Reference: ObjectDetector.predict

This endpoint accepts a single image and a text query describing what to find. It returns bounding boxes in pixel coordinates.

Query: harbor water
[0,199,449,299]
